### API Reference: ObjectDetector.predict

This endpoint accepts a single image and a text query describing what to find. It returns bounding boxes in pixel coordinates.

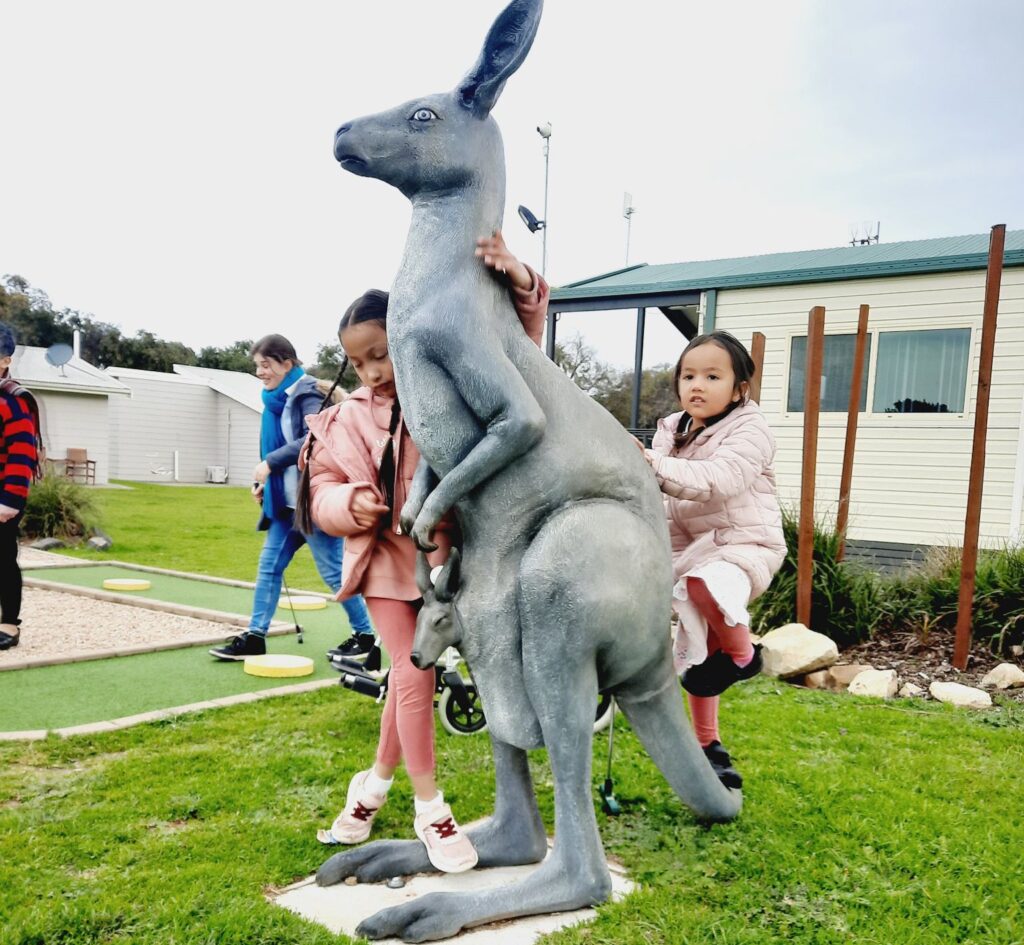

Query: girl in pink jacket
[296,233,549,873]
[643,330,786,789]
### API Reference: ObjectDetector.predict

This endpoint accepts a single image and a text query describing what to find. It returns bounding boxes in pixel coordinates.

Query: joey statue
[320,1,741,940]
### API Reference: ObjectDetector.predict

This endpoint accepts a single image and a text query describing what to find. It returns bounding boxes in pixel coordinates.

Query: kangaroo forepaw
[410,514,439,552]
[357,892,466,943]
[316,839,432,886]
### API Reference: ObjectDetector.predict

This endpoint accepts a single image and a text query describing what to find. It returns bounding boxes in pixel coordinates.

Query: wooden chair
[64,448,97,485]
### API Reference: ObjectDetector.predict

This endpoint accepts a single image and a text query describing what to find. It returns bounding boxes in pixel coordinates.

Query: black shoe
[327,634,376,663]
[703,740,743,790]
[0,627,20,651]
[682,644,763,697]
[209,632,266,661]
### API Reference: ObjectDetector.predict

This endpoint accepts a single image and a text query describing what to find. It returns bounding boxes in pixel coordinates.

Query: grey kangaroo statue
[320,1,741,940]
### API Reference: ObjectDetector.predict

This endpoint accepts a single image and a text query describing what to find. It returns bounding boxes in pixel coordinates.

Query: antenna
[623,192,636,264]
[849,220,880,247]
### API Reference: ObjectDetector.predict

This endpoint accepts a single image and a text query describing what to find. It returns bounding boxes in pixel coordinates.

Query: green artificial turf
[1,680,1022,944]
[5,565,358,732]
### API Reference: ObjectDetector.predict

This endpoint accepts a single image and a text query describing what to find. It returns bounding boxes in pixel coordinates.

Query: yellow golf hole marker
[243,654,315,678]
[102,578,152,592]
[280,595,327,611]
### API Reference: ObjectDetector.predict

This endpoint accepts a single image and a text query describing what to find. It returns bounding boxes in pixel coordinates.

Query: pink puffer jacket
[646,402,786,599]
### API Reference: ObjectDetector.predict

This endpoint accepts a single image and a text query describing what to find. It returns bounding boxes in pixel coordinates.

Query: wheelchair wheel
[438,684,488,736]
[593,691,615,733]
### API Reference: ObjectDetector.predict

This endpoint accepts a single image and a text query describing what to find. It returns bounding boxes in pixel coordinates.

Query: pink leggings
[685,577,754,748]
[366,597,436,778]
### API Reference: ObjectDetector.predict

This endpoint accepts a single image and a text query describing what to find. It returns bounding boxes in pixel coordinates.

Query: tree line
[1,274,678,428]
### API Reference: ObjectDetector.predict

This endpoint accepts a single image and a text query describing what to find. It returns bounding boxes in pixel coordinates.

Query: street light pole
[537,122,552,278]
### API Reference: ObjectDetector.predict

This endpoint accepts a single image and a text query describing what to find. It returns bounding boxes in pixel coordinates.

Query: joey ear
[433,547,462,603]
[457,0,543,117]
[416,550,434,595]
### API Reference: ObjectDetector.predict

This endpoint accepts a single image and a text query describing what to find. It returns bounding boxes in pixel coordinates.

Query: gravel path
[1,587,237,667]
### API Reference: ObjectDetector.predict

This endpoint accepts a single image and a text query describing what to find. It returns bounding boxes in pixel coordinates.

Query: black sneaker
[209,632,266,661]
[0,627,20,650]
[327,634,376,663]
[682,644,763,697]
[703,740,743,790]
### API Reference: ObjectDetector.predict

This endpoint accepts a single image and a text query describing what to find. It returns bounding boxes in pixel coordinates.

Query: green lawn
[58,481,325,591]
[6,482,1023,943]
[1,682,1022,944]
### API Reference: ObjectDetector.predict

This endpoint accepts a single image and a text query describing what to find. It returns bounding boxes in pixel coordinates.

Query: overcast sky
[2,0,1022,369]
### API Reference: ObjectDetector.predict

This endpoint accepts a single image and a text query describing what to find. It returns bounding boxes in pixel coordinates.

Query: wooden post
[954,224,1006,670]
[797,307,826,627]
[836,305,870,561]
[748,331,766,404]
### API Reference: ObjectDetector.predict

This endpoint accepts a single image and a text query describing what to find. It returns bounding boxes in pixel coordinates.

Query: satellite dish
[45,343,74,368]
[517,204,544,233]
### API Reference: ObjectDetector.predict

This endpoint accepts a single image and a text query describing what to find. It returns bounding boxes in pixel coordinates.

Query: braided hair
[294,290,391,535]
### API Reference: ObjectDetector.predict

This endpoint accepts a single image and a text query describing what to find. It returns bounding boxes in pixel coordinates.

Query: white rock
[759,623,839,679]
[848,669,899,699]
[929,681,992,709]
[980,663,1024,690]
[899,682,926,698]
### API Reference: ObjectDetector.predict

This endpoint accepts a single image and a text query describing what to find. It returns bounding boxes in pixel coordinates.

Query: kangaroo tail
[616,672,742,823]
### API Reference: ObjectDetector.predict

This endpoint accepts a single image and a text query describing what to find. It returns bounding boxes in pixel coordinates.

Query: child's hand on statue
[351,487,391,530]
[475,231,532,291]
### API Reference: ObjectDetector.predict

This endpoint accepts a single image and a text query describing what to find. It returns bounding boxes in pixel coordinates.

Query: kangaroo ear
[415,550,434,595]
[457,0,543,117]
[434,547,462,603]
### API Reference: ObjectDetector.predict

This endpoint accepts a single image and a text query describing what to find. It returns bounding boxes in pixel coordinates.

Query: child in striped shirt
[0,322,39,651]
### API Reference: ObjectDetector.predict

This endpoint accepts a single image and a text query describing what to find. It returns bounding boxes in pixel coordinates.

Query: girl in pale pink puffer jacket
[643,331,785,789]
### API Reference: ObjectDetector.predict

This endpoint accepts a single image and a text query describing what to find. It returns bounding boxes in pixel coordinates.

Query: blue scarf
[260,364,305,521]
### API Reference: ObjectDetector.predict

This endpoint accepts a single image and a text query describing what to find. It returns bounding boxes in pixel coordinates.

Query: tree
[197,341,255,373]
[553,333,614,396]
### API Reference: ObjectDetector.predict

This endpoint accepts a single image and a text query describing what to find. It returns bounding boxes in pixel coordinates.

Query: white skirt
[671,561,752,675]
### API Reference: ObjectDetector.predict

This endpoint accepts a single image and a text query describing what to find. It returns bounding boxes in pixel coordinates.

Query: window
[787,334,871,412]
[873,328,970,414]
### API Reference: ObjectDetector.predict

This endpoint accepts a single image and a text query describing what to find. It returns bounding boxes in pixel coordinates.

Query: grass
[57,481,324,591]
[1,681,1022,944]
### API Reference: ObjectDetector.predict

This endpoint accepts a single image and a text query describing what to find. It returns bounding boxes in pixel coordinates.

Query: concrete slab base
[272,848,634,944]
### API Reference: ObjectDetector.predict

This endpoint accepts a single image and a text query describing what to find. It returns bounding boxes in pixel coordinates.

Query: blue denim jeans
[249,514,372,638]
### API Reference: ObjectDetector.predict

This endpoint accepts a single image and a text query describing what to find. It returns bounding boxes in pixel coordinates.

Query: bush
[21,474,100,540]
[750,508,881,647]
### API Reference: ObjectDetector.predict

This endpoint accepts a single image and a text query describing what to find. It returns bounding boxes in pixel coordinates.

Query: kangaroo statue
[320,1,741,940]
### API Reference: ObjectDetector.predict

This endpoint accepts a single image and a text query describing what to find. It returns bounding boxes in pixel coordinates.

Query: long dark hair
[672,330,755,450]
[294,290,391,535]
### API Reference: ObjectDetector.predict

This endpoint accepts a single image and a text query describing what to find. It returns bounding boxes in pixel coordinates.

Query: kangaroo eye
[411,108,438,122]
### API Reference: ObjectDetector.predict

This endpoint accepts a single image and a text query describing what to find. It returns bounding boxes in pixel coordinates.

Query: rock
[87,535,113,551]
[31,537,66,550]
[1010,645,1023,657]
[848,669,899,699]
[759,623,839,679]
[980,663,1024,690]
[826,663,876,692]
[899,682,926,698]
[929,681,992,709]
[802,669,830,690]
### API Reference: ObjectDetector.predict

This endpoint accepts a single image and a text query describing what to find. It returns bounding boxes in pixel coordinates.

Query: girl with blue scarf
[210,334,372,661]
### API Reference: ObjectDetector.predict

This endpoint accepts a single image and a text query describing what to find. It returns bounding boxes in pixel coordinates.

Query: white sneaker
[413,800,478,873]
[321,769,387,845]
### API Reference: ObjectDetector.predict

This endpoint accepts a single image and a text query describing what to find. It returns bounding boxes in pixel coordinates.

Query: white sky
[2,0,1022,369]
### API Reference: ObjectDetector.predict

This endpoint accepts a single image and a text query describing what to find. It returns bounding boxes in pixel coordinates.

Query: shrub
[750,508,881,647]
[21,474,100,540]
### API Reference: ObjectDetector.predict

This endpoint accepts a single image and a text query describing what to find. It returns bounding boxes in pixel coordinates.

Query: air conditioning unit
[206,465,228,484]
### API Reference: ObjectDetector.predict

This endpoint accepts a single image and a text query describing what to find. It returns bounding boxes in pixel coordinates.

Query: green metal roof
[551,230,1024,304]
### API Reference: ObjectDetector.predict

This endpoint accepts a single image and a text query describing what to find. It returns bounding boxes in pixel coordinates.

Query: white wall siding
[712,267,1024,548]
[222,402,262,485]
[36,392,111,485]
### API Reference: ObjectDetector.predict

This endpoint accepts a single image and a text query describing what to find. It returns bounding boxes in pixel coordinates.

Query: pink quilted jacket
[646,402,786,599]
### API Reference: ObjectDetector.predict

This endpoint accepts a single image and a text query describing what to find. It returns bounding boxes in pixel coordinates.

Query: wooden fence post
[749,332,766,404]
[836,305,870,561]
[798,307,826,627]
[954,224,1006,670]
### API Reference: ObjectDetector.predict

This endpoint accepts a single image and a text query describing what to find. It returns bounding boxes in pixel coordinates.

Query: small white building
[9,345,131,485]
[105,364,263,485]
[550,230,1024,564]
